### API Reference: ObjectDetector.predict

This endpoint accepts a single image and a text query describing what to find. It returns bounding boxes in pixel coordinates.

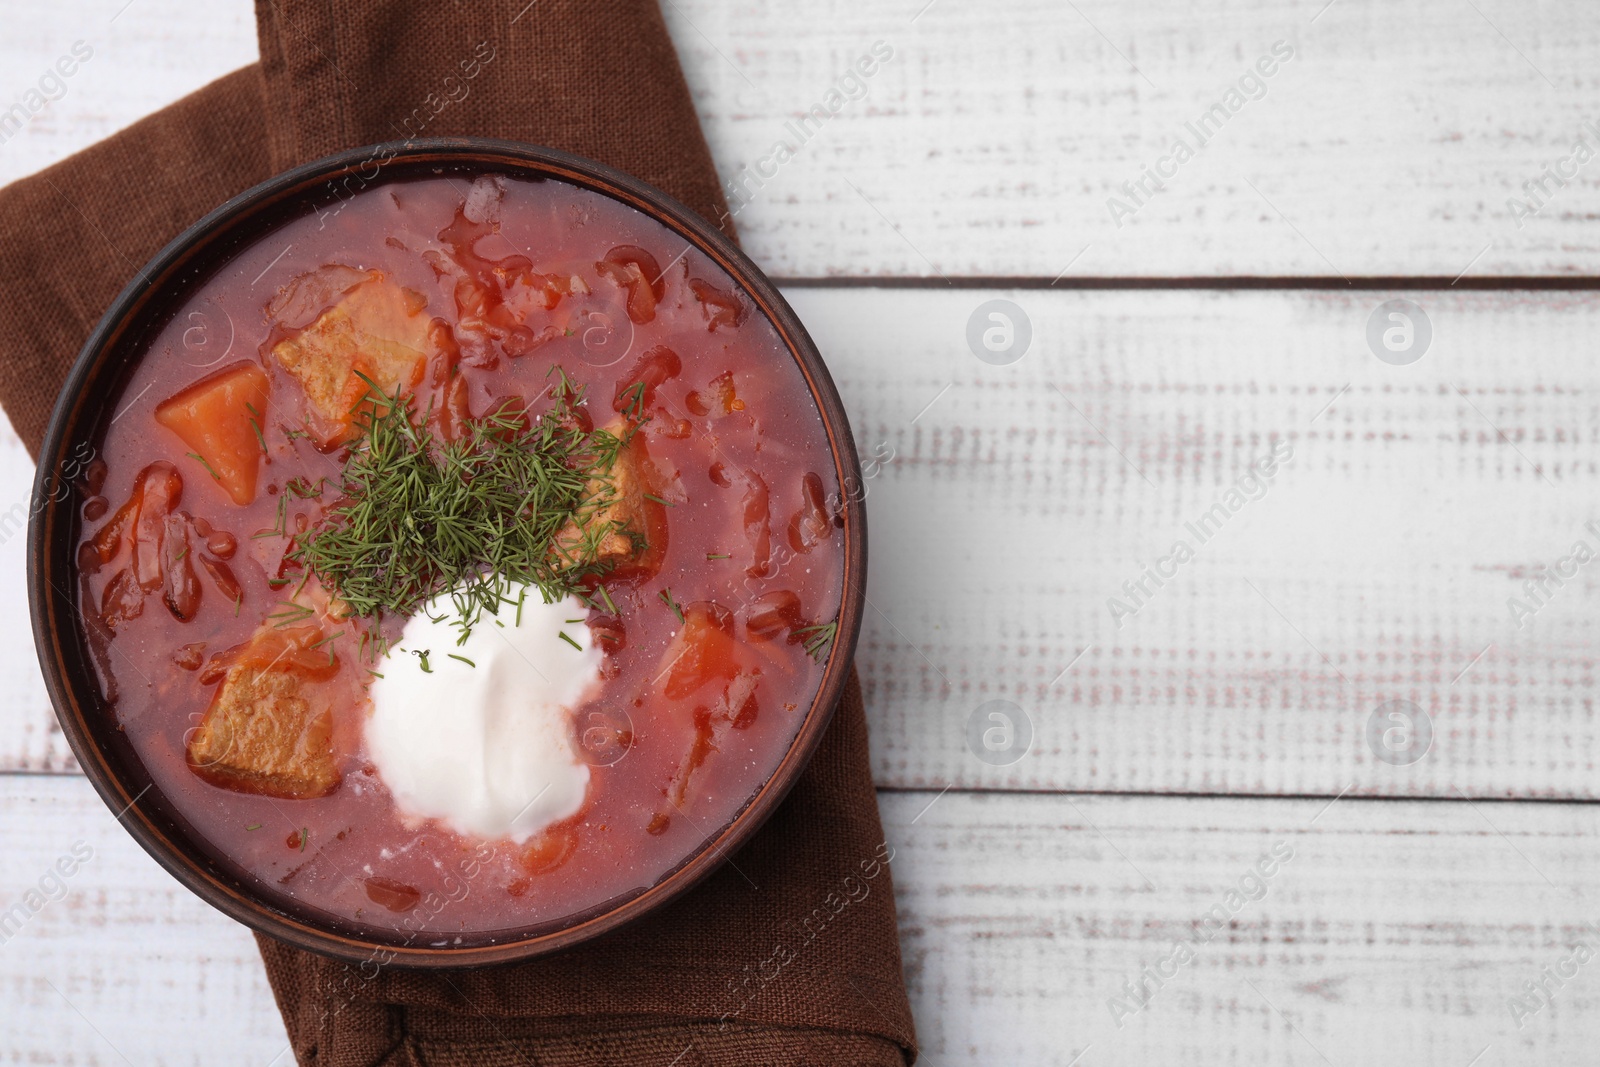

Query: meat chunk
[186,627,341,798]
[554,423,665,573]
[268,270,435,441]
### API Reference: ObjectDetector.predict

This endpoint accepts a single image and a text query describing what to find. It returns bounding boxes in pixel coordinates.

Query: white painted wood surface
[4,2,1600,1066]
[888,788,1600,1067]
[6,0,1600,279]
[8,777,1600,1067]
[809,286,1600,799]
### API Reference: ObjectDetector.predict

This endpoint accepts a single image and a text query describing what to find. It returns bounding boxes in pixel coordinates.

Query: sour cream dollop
[365,584,601,843]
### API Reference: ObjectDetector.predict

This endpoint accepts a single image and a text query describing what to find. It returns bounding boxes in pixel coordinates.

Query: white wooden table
[5,1,1600,1063]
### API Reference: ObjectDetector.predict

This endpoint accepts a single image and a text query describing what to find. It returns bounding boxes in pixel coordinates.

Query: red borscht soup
[72,172,844,944]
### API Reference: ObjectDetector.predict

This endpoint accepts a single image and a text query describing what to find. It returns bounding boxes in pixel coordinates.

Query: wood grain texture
[5,286,1600,803]
[5,777,1599,1067]
[6,1,1600,277]
[811,286,1600,800]
[0,775,290,1066]
[882,789,1600,1067]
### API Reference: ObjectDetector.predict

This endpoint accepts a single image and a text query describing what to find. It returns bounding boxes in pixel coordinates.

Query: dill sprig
[658,587,685,624]
[287,378,630,638]
[794,620,838,661]
[187,452,220,480]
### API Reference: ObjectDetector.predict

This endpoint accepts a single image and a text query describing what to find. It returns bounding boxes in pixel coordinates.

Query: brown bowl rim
[26,137,866,968]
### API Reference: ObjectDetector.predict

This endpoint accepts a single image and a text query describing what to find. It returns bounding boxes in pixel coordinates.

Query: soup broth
[73,172,844,943]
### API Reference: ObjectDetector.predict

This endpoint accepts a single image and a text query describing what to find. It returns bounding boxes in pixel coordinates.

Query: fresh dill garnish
[267,576,291,588]
[618,380,647,422]
[245,823,262,831]
[309,629,341,666]
[447,653,476,667]
[598,584,618,615]
[644,493,674,507]
[268,602,315,627]
[411,649,432,673]
[706,552,731,560]
[186,452,220,480]
[252,494,290,541]
[286,380,632,639]
[246,402,269,455]
[794,620,839,661]
[285,476,323,499]
[558,631,582,650]
[658,587,685,624]
[299,828,308,852]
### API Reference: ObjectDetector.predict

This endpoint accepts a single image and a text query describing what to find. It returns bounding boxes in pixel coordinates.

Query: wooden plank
[0,419,66,773]
[6,286,1600,800]
[882,788,1600,1066]
[6,1,1600,277]
[4,775,1597,1066]
[0,774,289,1066]
[807,286,1600,799]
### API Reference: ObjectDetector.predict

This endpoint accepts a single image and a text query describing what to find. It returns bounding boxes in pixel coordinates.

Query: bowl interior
[28,139,865,966]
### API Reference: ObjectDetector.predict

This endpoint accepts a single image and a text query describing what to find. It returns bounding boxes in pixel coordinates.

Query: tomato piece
[154,362,270,506]
[596,246,664,325]
[99,569,144,631]
[787,472,832,553]
[741,470,772,578]
[364,877,422,913]
[746,589,803,641]
[650,668,762,834]
[612,346,681,416]
[661,602,740,699]
[126,463,183,590]
[707,371,744,415]
[689,278,748,332]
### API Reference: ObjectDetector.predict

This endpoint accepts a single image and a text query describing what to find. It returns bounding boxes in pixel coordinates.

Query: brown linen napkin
[0,2,917,1064]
